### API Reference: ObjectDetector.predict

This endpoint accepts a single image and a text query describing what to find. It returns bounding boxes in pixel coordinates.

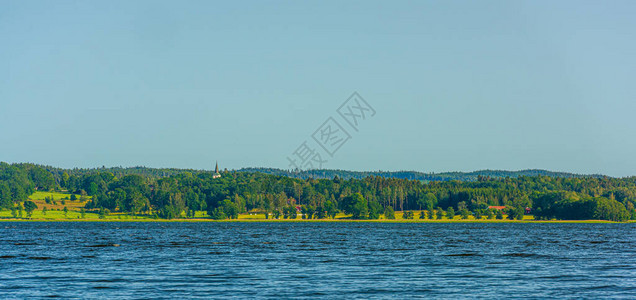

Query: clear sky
[1,1,635,177]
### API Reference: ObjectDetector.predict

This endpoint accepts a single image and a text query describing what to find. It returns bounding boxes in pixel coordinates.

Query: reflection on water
[1,222,635,298]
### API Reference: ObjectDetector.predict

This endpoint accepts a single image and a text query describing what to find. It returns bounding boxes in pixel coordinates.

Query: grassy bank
[0,210,628,223]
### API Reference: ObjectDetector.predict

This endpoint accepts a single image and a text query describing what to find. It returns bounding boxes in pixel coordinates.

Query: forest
[239,167,604,181]
[1,162,634,221]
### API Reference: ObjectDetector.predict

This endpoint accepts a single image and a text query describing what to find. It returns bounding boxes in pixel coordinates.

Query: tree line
[1,162,634,221]
[240,167,603,181]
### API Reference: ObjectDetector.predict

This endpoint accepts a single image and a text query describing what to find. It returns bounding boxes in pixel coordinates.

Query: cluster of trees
[9,200,38,218]
[0,163,56,209]
[533,191,632,222]
[1,162,635,221]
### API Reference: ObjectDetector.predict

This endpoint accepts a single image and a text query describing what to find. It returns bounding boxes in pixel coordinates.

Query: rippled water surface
[1,222,635,299]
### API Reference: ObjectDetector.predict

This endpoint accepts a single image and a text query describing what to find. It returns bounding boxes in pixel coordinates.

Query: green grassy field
[30,191,75,201]
[27,191,91,211]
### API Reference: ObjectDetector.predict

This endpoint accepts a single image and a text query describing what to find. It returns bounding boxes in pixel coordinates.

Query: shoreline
[0,218,631,224]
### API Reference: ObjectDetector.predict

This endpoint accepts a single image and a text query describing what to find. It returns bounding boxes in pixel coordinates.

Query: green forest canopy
[1,162,634,221]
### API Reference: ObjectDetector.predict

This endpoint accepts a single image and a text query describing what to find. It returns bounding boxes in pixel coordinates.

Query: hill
[238,168,607,181]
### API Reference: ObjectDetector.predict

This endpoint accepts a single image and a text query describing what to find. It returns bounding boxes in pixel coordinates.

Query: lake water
[1,222,635,299]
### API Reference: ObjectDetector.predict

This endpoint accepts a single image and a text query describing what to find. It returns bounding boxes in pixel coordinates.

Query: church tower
[213,161,221,178]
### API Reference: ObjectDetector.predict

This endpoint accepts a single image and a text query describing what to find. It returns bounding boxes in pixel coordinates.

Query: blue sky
[1,1,635,176]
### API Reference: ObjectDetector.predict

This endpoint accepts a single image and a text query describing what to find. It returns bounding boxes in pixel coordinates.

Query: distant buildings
[488,206,506,211]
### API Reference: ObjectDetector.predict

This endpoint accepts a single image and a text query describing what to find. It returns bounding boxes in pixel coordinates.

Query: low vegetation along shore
[1,163,635,223]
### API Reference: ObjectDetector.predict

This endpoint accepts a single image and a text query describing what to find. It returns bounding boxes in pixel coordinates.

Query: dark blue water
[1,222,635,299]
